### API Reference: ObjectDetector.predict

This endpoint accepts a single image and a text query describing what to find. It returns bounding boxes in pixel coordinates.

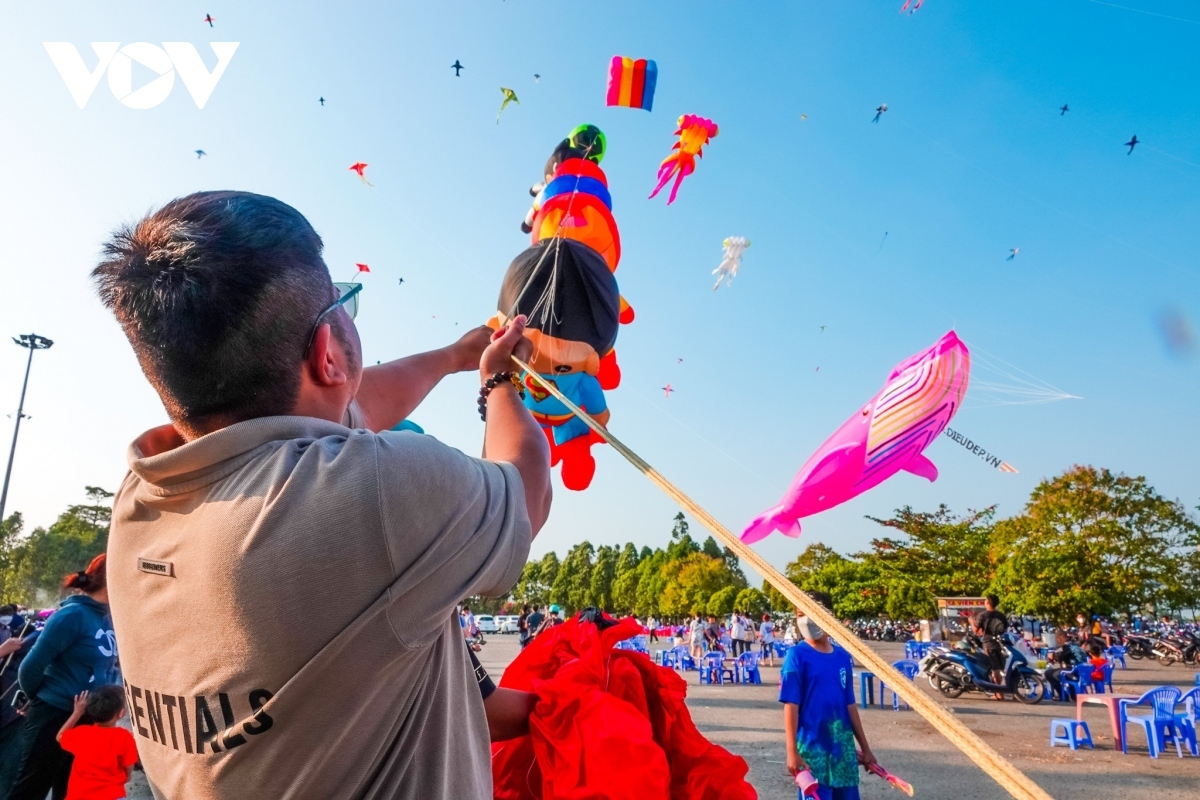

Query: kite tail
[664,162,694,205]
[648,160,679,200]
[740,506,800,544]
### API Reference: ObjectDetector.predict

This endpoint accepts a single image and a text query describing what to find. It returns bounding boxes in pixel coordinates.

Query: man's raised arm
[354,326,493,432]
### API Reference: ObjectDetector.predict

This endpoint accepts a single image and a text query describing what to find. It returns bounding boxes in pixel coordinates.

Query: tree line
[469,513,773,620]
[478,466,1199,625]
[0,487,113,607]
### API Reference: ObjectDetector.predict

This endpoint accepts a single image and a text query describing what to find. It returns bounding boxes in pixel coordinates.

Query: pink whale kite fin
[902,453,939,482]
[741,330,969,545]
[741,507,801,544]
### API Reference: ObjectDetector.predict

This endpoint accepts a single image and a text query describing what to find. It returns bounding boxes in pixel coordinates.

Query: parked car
[476,615,498,634]
[498,615,521,634]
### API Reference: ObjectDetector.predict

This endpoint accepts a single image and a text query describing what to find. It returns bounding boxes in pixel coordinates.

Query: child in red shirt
[56,686,139,800]
[1086,643,1108,683]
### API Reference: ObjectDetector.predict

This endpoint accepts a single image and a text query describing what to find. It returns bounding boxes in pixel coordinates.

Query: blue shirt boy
[779,641,860,797]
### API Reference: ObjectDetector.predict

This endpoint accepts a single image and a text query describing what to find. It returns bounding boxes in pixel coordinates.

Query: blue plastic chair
[699,651,735,685]
[736,652,762,685]
[858,672,876,708]
[1175,687,1199,756]
[668,645,694,671]
[1107,645,1127,669]
[1084,662,1114,695]
[1121,686,1184,757]
[1050,719,1094,750]
[880,660,920,710]
[1060,666,1088,701]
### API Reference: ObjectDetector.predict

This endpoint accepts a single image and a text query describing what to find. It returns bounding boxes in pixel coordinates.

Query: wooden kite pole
[511,357,1053,800]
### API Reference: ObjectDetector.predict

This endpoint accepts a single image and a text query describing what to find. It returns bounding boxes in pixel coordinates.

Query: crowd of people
[1,555,133,800]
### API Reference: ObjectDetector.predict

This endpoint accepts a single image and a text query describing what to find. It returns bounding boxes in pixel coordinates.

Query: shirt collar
[128,415,353,493]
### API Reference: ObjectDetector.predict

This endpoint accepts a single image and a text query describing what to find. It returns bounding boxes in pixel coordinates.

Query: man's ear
[307,323,348,387]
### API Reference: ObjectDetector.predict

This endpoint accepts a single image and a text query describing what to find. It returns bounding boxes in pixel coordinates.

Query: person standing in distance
[972,595,1008,697]
[94,191,552,800]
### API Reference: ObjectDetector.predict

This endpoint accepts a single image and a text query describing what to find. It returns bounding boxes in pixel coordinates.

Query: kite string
[509,355,1052,800]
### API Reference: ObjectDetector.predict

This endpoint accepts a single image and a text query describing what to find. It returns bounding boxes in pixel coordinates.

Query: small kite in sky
[534,73,541,83]
[203,14,215,27]
[800,114,808,121]
[1125,135,1139,154]
[662,384,674,398]
[452,60,463,77]
[900,0,923,13]
[319,97,325,106]
[677,357,683,364]
[354,263,370,276]
[820,325,826,333]
[1060,103,1069,115]
[398,278,405,286]
[195,149,206,159]
[1007,247,1019,261]
[349,162,373,185]
[873,104,888,123]
[649,115,718,205]
[497,87,519,123]
[712,236,750,291]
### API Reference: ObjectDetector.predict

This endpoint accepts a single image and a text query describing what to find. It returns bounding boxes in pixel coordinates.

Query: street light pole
[0,333,54,526]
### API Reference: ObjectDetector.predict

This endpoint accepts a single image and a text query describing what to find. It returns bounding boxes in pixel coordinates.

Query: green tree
[734,587,771,617]
[867,504,995,609]
[534,552,560,608]
[659,553,743,618]
[990,466,1199,622]
[706,585,738,616]
[0,512,25,603]
[633,550,669,618]
[611,543,642,612]
[514,561,547,607]
[552,541,595,613]
[589,545,618,611]
[2,487,113,605]
[701,536,722,560]
[762,578,792,612]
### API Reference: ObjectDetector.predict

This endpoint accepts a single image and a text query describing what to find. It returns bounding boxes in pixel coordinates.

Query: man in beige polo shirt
[92,190,551,799]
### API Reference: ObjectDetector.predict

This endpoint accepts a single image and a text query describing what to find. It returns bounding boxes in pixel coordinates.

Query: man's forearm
[484,687,538,742]
[483,384,551,534]
[355,348,460,432]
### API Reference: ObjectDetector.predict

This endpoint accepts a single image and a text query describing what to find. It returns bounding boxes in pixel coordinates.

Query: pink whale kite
[742,330,970,544]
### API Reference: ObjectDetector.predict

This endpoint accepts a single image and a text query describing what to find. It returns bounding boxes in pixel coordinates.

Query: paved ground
[126,634,1199,798]
[479,634,1199,800]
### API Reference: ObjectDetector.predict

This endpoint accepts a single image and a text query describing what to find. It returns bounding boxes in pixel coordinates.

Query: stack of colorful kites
[490,125,631,491]
[606,56,657,111]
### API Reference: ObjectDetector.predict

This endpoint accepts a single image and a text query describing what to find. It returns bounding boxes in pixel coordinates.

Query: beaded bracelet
[478,371,526,421]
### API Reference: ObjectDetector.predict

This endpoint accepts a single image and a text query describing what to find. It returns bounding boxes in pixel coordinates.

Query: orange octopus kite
[648,114,718,205]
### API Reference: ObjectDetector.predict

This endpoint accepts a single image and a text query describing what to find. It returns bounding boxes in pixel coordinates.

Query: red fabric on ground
[492,616,757,800]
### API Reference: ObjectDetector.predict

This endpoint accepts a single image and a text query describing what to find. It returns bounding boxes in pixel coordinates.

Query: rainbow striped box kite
[606,56,656,111]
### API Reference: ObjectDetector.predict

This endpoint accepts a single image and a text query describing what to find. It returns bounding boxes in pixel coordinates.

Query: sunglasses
[304,282,362,357]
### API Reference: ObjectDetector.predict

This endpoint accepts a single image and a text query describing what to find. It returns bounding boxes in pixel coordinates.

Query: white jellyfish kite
[712,236,750,291]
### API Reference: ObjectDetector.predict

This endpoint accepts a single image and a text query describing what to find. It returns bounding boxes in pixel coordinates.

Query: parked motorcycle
[1124,634,1154,661]
[920,633,1047,704]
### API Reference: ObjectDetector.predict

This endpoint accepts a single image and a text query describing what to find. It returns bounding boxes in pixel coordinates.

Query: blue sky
[1,1,1197,582]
